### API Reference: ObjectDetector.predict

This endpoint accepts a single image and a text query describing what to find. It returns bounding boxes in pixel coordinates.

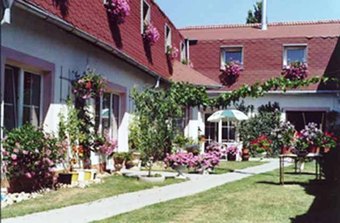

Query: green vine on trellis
[171,76,338,109]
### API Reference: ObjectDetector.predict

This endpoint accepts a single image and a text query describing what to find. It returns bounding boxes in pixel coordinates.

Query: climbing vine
[130,75,338,161]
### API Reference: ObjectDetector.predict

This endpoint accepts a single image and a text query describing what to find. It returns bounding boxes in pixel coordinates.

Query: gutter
[15,0,168,83]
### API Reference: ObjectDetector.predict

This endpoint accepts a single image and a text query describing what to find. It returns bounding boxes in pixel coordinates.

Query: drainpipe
[261,0,268,30]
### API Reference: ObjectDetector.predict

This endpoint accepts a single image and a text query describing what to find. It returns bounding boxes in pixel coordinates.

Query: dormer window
[220,46,243,69]
[141,0,151,33]
[283,45,307,66]
[165,24,171,52]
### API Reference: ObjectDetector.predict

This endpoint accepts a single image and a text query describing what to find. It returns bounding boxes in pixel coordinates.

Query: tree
[246,1,262,24]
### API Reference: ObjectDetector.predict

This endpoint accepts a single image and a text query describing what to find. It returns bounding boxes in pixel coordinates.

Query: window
[165,24,171,52]
[95,92,120,139]
[221,47,243,68]
[221,121,236,143]
[174,107,190,135]
[283,45,307,66]
[3,65,42,131]
[180,39,189,63]
[141,0,151,33]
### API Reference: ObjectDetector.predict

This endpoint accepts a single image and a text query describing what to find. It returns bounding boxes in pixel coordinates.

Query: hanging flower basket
[166,45,179,60]
[220,61,242,86]
[104,0,131,24]
[281,61,308,80]
[72,70,105,100]
[143,23,160,46]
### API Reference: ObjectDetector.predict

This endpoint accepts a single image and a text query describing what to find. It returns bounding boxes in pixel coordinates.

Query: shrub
[2,124,65,192]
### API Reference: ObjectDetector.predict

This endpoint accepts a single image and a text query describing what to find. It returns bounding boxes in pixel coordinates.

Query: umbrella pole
[218,119,222,144]
[227,118,230,142]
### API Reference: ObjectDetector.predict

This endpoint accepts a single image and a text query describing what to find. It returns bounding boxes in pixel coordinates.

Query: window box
[104,0,131,24]
[220,47,243,69]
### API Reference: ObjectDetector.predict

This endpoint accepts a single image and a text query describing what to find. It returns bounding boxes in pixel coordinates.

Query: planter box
[58,172,79,185]
[138,175,165,183]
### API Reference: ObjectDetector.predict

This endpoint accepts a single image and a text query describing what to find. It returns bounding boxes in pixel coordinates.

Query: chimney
[261,0,268,30]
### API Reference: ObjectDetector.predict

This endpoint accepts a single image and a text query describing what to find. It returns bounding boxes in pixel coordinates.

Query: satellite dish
[1,0,15,25]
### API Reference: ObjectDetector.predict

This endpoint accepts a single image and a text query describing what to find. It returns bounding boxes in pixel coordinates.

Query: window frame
[220,46,244,70]
[95,92,121,139]
[141,0,151,34]
[2,64,43,130]
[164,23,172,53]
[283,44,308,66]
[180,39,190,63]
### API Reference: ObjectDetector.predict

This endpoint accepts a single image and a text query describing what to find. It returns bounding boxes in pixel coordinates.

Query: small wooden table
[279,153,323,185]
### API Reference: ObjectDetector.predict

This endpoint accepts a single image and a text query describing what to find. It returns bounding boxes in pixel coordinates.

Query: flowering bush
[295,123,323,152]
[166,45,179,60]
[281,61,308,80]
[143,23,160,45]
[271,121,296,149]
[2,124,65,192]
[250,135,272,154]
[72,70,105,100]
[104,0,130,24]
[205,141,224,158]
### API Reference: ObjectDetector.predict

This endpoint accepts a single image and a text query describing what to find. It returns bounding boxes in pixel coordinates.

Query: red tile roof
[170,61,221,87]
[21,0,217,87]
[180,20,340,40]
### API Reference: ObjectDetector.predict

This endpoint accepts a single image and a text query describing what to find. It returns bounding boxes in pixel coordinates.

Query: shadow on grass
[291,148,340,223]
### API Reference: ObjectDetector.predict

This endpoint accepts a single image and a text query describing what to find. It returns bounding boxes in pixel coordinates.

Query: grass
[1,175,183,219]
[142,160,265,174]
[96,161,330,223]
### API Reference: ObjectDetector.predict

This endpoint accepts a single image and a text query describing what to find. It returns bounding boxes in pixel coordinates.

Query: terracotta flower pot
[308,146,320,154]
[281,146,291,154]
[242,148,250,161]
[227,154,236,161]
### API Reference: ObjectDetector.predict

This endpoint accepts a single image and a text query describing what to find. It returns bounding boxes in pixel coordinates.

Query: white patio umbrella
[207,109,249,143]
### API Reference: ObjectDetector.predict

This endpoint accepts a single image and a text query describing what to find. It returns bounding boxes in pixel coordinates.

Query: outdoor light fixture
[1,0,15,25]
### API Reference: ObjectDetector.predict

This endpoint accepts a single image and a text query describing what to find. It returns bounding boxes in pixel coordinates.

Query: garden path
[3,159,287,223]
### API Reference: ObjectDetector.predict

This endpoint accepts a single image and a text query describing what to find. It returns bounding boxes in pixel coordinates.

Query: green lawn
[1,176,183,219]
[96,162,337,223]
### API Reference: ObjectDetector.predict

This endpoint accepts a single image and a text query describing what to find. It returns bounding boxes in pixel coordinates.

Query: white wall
[190,92,340,139]
[1,7,157,154]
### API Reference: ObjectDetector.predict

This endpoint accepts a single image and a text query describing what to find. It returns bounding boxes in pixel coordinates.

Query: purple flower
[11,154,17,160]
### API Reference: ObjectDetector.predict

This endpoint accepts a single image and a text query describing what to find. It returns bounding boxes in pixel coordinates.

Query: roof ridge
[180,19,340,30]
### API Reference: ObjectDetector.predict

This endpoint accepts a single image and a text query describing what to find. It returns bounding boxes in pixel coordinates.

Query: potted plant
[104,0,131,24]
[297,122,323,154]
[166,45,179,60]
[281,61,308,81]
[113,152,126,172]
[271,121,296,154]
[226,146,238,161]
[142,23,160,46]
[220,60,242,85]
[321,132,337,153]
[241,147,250,161]
[72,69,104,100]
[164,152,191,178]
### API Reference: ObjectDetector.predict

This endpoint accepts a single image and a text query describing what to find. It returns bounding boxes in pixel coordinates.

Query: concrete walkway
[3,159,283,223]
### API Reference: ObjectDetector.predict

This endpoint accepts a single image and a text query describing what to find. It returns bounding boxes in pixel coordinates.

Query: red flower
[85,81,92,89]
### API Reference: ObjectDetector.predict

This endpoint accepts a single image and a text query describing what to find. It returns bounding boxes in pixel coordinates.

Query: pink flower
[23,150,29,155]
[11,154,17,160]
[13,148,19,153]
[25,172,32,179]
[45,149,52,156]
[143,23,160,45]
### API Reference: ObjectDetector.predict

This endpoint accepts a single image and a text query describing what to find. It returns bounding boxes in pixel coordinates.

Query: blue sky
[155,0,340,28]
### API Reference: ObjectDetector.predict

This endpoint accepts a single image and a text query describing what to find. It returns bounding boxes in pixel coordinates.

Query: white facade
[0,7,158,158]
